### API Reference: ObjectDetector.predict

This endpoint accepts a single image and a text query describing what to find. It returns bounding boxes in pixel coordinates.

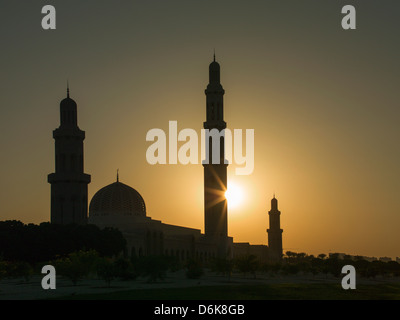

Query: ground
[1,270,399,300]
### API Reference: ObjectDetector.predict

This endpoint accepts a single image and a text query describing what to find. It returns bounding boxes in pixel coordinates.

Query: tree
[135,256,169,283]
[325,256,342,277]
[6,261,33,282]
[0,260,7,282]
[235,255,259,278]
[284,251,296,264]
[211,258,234,280]
[296,252,307,261]
[54,250,99,286]
[264,262,281,276]
[114,257,137,280]
[97,258,115,287]
[317,253,327,260]
[96,227,127,257]
[386,261,400,277]
[0,221,127,263]
[281,263,300,275]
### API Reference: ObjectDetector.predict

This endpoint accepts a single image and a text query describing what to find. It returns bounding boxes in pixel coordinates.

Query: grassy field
[52,282,400,300]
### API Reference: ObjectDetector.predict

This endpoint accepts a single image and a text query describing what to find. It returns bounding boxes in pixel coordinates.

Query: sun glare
[225,182,244,209]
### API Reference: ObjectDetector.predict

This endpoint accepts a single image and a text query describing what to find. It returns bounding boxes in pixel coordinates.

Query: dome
[209,60,220,70]
[209,60,220,77]
[89,181,146,217]
[209,56,220,84]
[60,86,78,111]
[59,94,78,127]
[60,97,77,109]
[61,88,77,108]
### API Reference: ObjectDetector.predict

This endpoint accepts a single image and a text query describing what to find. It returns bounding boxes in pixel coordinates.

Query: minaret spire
[213,49,216,62]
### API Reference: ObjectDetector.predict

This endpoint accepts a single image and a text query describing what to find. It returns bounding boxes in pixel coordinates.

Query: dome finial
[213,48,216,62]
[117,169,119,182]
[67,80,70,98]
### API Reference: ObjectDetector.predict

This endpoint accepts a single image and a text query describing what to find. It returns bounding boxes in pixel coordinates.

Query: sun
[225,182,244,209]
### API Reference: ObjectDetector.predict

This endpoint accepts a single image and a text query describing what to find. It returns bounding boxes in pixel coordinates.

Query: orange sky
[0,1,399,259]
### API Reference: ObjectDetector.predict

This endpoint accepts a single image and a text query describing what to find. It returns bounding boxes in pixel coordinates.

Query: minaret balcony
[203,120,227,130]
[53,127,85,139]
[48,172,91,184]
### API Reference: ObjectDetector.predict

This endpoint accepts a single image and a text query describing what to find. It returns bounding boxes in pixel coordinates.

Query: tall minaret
[48,87,91,224]
[203,54,228,257]
[267,196,283,261]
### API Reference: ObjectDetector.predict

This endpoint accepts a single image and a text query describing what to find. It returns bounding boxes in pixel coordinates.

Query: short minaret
[203,54,228,258]
[48,87,91,224]
[267,195,283,261]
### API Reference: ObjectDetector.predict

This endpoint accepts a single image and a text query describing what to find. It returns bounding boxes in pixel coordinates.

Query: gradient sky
[0,0,399,259]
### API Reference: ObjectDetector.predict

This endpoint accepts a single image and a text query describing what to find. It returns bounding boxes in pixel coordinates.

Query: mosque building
[48,57,283,263]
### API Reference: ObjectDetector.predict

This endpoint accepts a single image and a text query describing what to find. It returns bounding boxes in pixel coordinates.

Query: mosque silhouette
[48,57,283,263]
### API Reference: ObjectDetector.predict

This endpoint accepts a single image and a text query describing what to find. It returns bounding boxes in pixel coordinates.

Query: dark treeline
[1,220,399,286]
[263,252,400,279]
[0,220,126,263]
[204,252,400,280]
